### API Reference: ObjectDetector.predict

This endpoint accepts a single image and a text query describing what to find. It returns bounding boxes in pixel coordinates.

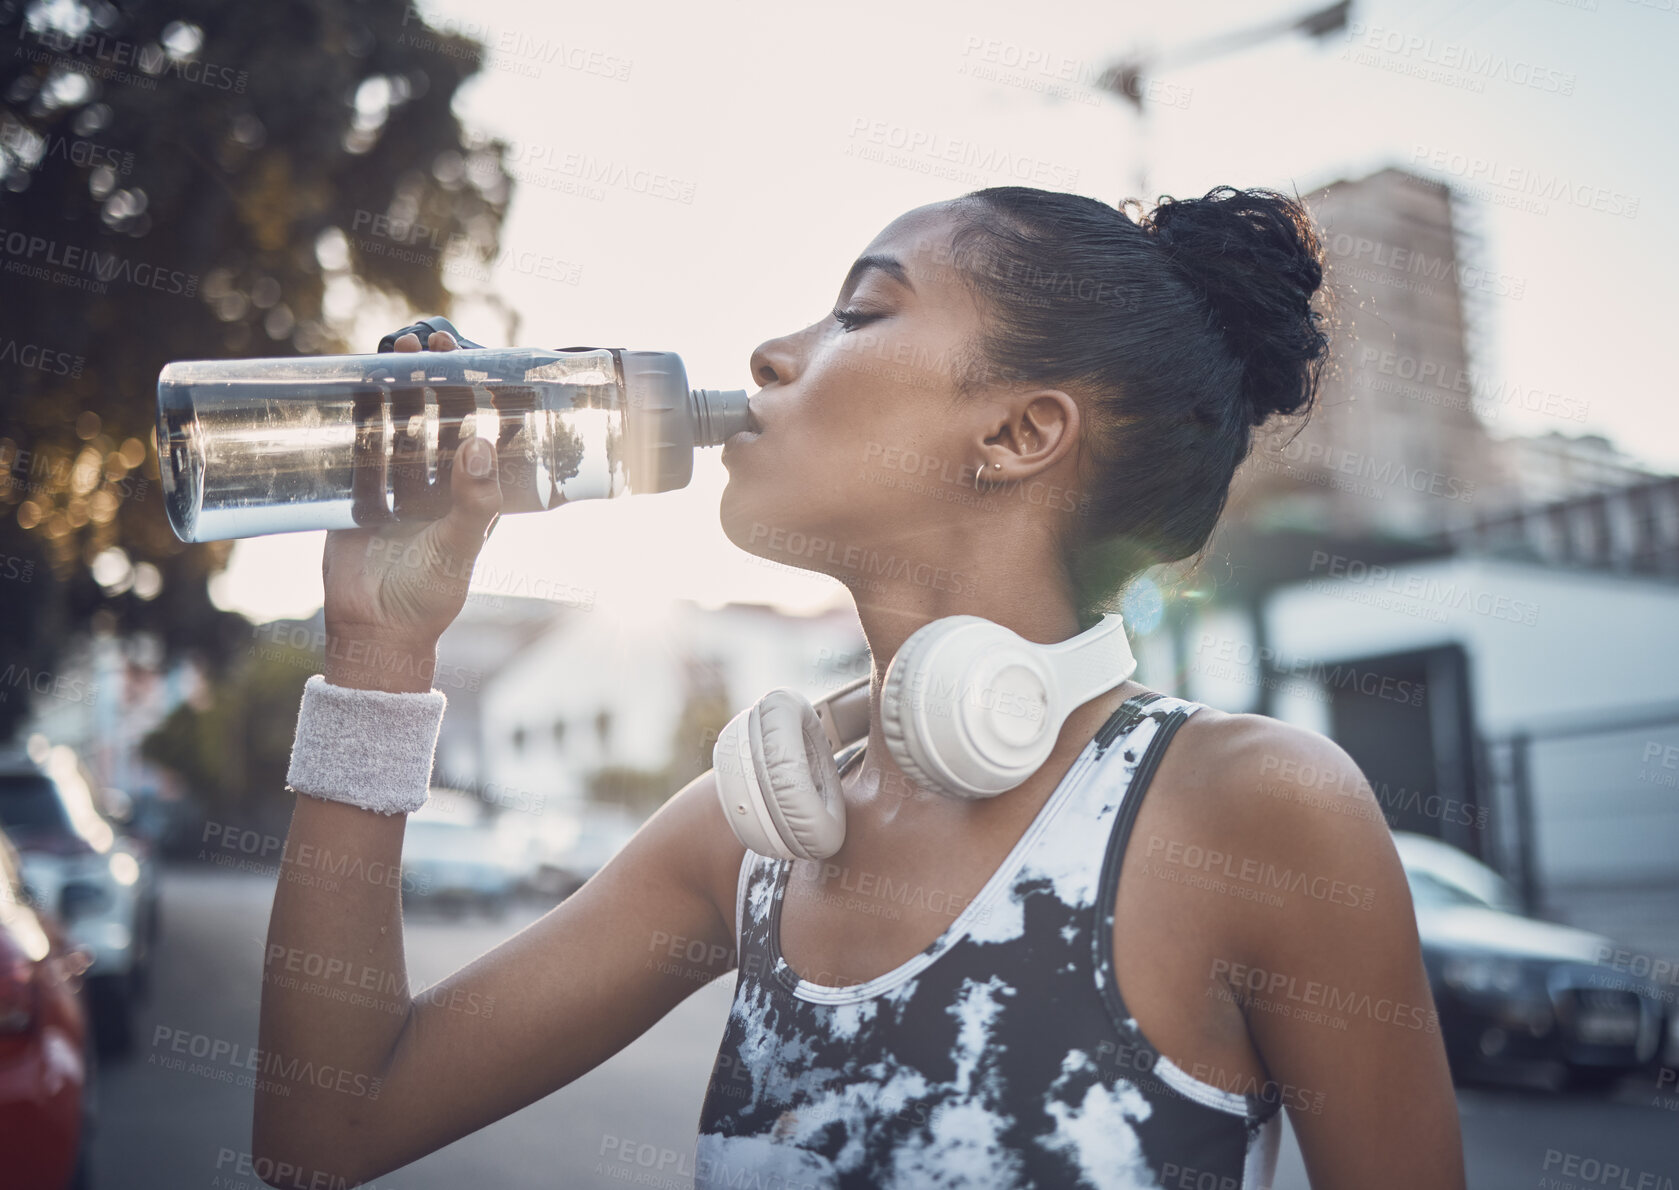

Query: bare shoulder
[1108,700,1461,1183]
[1151,708,1462,1184]
[1171,704,1416,957]
[1171,703,1392,850]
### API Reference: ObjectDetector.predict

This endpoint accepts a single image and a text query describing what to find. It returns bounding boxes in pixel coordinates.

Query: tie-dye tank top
[694,690,1282,1190]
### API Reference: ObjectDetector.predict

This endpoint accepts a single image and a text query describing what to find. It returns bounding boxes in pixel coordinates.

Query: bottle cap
[620,350,692,493]
[690,388,753,447]
[620,352,752,493]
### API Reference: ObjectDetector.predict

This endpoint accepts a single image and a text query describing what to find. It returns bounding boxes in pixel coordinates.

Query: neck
[837,523,1090,826]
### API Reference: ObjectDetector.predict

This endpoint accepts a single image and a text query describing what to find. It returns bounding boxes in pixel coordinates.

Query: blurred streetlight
[1096,0,1353,196]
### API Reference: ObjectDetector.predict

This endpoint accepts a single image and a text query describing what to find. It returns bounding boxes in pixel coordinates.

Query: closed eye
[832,306,885,331]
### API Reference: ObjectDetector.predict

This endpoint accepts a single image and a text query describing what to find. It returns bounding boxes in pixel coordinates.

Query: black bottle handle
[375,315,485,353]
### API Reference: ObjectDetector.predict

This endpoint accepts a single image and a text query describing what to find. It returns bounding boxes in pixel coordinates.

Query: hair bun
[1141,186,1329,425]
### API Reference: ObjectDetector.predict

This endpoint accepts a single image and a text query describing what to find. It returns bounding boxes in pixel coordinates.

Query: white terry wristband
[285,674,447,816]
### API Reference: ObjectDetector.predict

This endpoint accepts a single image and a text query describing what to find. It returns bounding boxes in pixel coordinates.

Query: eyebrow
[840,253,913,301]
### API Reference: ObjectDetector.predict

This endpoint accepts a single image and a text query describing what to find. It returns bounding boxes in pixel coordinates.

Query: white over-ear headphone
[712,612,1138,861]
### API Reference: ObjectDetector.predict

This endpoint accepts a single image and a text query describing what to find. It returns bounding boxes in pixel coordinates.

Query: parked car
[0,741,160,1056]
[400,798,525,918]
[0,824,96,1189]
[1394,831,1671,1091]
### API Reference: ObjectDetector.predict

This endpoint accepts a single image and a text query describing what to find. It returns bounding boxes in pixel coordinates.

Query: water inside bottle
[159,355,628,542]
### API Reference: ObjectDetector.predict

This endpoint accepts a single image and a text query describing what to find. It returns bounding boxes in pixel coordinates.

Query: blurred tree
[0,0,515,739]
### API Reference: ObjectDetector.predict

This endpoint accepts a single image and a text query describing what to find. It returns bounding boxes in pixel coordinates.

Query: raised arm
[252,329,747,1186]
[254,765,743,1186]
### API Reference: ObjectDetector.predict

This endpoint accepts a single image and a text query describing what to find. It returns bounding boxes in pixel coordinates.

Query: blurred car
[1395,831,1671,1091]
[0,824,96,1189]
[400,798,525,917]
[525,805,639,900]
[0,740,160,1056]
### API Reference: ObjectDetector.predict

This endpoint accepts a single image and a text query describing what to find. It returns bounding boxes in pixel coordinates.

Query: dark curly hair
[947,184,1332,623]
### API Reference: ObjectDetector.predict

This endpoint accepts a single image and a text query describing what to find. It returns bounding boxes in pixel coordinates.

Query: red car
[0,826,95,1189]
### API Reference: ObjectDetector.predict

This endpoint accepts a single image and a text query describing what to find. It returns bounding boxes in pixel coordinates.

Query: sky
[210,0,1678,624]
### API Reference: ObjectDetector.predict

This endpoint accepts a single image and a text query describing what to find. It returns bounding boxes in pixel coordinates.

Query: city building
[1131,167,1679,927]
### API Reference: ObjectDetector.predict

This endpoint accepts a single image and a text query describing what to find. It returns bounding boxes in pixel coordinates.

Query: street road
[90,867,1679,1188]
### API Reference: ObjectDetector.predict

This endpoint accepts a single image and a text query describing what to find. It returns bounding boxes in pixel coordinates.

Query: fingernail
[464,437,492,478]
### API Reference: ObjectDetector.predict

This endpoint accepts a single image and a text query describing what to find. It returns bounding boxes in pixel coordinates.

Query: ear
[979,389,1080,480]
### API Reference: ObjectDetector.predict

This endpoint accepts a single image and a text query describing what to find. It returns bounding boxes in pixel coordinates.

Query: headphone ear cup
[713,690,846,861]
[884,616,1057,799]
[751,690,846,860]
[712,706,782,859]
[880,619,957,795]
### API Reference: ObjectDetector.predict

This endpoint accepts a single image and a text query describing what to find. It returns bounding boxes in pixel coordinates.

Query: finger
[394,332,422,353]
[432,436,503,568]
[428,330,460,352]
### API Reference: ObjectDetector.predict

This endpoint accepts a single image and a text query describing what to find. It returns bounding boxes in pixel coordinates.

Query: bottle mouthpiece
[689,388,753,446]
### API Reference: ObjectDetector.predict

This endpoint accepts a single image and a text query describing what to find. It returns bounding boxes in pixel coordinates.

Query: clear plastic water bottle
[155,320,751,543]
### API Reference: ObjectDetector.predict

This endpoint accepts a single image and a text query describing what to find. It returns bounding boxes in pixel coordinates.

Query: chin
[718,479,837,576]
[718,477,773,558]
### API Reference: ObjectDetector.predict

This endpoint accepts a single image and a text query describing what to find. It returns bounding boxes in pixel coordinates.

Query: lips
[722,398,765,461]
[721,430,759,463]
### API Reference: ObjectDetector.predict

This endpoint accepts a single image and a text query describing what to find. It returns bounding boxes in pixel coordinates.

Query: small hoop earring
[973,461,1003,492]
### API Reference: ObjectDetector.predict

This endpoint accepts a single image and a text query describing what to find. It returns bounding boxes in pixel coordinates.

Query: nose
[748,330,801,389]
